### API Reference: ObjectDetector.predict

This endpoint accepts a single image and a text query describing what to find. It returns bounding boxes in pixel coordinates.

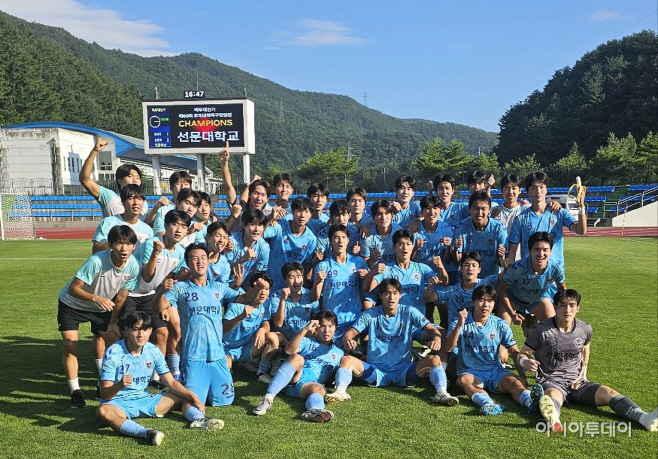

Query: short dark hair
[329,199,351,217]
[123,311,152,330]
[316,310,338,327]
[242,208,267,226]
[272,172,294,188]
[420,195,441,210]
[472,284,497,302]
[291,197,313,212]
[108,225,137,245]
[328,224,349,240]
[346,186,367,201]
[392,229,413,245]
[468,190,491,209]
[380,277,402,293]
[249,179,271,196]
[528,231,554,251]
[460,251,482,266]
[164,209,191,227]
[198,192,211,205]
[370,199,393,216]
[433,173,456,191]
[554,288,581,307]
[119,184,146,203]
[524,171,548,190]
[207,221,228,238]
[115,164,142,188]
[500,174,521,189]
[177,188,201,207]
[281,262,304,278]
[307,183,329,198]
[184,243,209,264]
[467,170,487,186]
[249,271,274,289]
[395,175,416,190]
[169,171,192,187]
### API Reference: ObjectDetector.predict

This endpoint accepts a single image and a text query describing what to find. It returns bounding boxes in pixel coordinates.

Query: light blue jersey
[502,257,565,305]
[360,223,402,264]
[349,213,373,228]
[264,220,317,289]
[93,214,153,251]
[225,232,270,287]
[100,340,169,402]
[455,316,516,373]
[153,204,176,235]
[132,236,185,296]
[97,186,149,221]
[164,280,239,362]
[315,224,360,259]
[315,255,368,338]
[222,302,269,349]
[353,305,429,371]
[436,275,500,333]
[392,200,421,228]
[180,248,231,284]
[438,201,470,229]
[306,213,330,235]
[373,261,434,313]
[453,217,507,278]
[412,221,453,272]
[268,288,321,340]
[297,337,344,384]
[509,207,577,264]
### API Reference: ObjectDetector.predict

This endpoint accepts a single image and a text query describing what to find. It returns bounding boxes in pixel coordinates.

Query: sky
[0,0,656,133]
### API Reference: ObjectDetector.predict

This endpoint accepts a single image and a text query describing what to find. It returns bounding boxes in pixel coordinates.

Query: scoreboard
[142,98,255,155]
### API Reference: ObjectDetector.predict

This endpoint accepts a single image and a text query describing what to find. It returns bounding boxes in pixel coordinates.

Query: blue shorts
[284,368,321,399]
[507,291,545,315]
[182,359,234,406]
[225,341,258,364]
[358,361,419,388]
[458,366,512,393]
[101,393,163,419]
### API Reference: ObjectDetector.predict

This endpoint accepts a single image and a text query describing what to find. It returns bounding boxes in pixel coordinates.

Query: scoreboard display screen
[142,99,255,155]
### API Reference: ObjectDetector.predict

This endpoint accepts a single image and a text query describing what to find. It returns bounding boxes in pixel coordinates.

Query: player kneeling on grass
[252,311,343,423]
[327,278,458,406]
[517,289,658,432]
[97,311,223,446]
[445,285,543,415]
[223,272,280,383]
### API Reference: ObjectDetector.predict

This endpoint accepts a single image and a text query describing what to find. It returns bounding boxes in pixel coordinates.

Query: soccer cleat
[255,372,272,384]
[481,402,505,416]
[325,390,351,403]
[433,393,459,406]
[301,408,334,423]
[539,395,561,431]
[189,417,224,431]
[70,389,86,409]
[146,429,165,446]
[252,397,273,416]
[527,384,544,413]
[640,407,658,432]
[148,380,167,391]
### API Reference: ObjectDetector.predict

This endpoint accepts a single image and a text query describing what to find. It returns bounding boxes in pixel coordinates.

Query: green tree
[503,154,543,178]
[295,147,359,192]
[469,152,501,182]
[636,131,658,184]
[412,138,471,181]
[589,133,638,185]
[551,143,589,186]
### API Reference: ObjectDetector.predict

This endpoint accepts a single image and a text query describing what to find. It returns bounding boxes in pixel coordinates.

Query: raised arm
[220,141,237,205]
[79,138,107,199]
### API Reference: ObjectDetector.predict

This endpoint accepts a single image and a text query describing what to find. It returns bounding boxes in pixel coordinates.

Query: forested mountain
[0,11,497,181]
[495,31,658,165]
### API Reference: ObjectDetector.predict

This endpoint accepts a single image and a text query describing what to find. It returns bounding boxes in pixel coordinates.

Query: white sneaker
[189,417,224,431]
[325,390,351,403]
[146,429,165,446]
[433,393,459,406]
[255,372,273,384]
[252,397,274,416]
[640,407,658,432]
[301,408,334,423]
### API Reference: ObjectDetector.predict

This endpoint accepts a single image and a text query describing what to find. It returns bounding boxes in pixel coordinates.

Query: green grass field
[0,237,656,459]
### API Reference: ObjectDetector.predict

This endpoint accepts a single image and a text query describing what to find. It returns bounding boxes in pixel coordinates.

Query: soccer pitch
[0,237,656,459]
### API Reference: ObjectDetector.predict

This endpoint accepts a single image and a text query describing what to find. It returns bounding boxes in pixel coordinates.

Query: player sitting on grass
[361,199,402,267]
[156,244,269,407]
[445,285,543,416]
[58,225,140,408]
[327,278,458,405]
[391,175,421,229]
[252,311,343,422]
[222,272,280,383]
[97,311,223,446]
[306,183,330,235]
[517,289,658,432]
[92,184,153,253]
[315,200,361,259]
[498,231,565,336]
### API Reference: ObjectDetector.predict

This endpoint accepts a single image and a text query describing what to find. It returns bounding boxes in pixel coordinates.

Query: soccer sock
[550,397,562,417]
[305,393,325,411]
[519,389,531,407]
[257,357,272,375]
[265,361,296,396]
[95,359,103,375]
[472,392,494,407]
[609,395,645,423]
[168,353,181,375]
[184,406,205,422]
[119,420,149,439]
[334,368,353,392]
[67,378,81,393]
[429,366,448,395]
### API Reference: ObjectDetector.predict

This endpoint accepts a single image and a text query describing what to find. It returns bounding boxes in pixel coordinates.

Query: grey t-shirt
[525,318,592,385]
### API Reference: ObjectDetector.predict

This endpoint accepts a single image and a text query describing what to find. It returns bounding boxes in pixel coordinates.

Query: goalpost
[0,193,36,240]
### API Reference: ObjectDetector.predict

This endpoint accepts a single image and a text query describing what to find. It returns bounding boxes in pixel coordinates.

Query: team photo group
[56,139,658,446]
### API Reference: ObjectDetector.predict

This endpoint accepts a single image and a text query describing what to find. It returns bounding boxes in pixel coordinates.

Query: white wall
[612,201,658,227]
[56,130,98,185]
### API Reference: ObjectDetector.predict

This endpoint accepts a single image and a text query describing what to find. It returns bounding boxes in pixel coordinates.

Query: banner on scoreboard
[142,99,255,155]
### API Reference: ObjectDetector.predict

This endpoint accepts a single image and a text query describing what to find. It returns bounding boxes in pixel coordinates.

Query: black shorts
[119,294,166,329]
[541,379,602,406]
[57,300,111,335]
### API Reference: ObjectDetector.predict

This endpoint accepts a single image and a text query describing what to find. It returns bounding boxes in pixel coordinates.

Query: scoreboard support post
[151,154,162,195]
[243,154,251,184]
[196,154,206,192]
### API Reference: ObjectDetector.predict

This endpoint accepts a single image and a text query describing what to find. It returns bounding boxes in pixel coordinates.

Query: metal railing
[612,186,658,216]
